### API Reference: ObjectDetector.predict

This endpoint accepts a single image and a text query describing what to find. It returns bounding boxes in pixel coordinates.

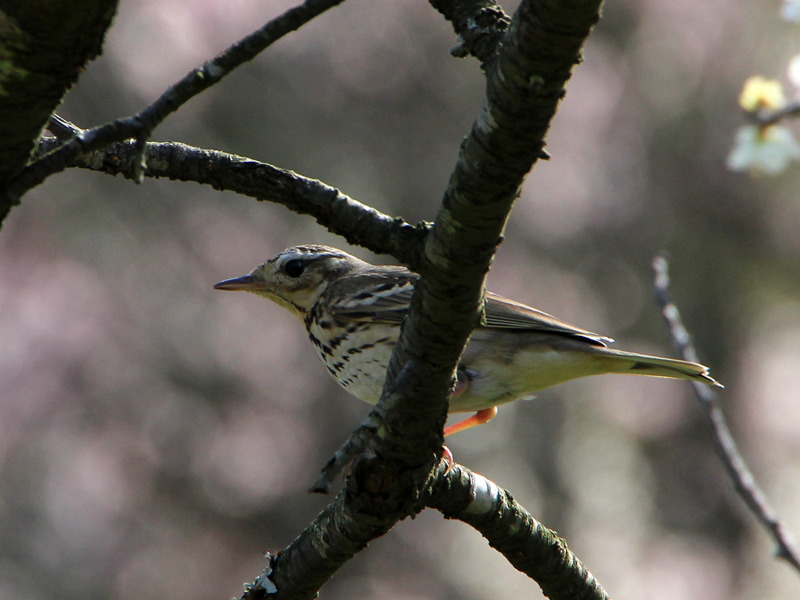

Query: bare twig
[46,115,83,141]
[429,0,510,64]
[37,137,429,267]
[2,0,346,206]
[429,463,610,600]
[652,255,800,574]
[747,99,800,128]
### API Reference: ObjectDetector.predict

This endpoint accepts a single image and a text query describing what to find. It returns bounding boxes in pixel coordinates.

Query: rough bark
[0,0,118,222]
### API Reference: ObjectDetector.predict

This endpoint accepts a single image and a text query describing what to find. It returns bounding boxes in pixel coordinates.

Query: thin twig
[747,99,800,128]
[309,412,380,494]
[652,255,800,574]
[47,115,83,140]
[2,0,346,205]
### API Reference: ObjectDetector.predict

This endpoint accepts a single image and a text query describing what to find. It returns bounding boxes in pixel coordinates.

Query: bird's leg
[443,367,498,436]
[443,407,498,436]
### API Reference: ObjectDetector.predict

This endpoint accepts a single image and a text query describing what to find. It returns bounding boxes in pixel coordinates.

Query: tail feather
[603,348,723,388]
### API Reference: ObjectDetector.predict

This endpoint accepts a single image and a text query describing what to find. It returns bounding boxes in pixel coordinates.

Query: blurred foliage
[2,1,800,600]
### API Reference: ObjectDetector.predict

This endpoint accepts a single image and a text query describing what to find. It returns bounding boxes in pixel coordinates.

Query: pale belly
[452,329,615,412]
[308,320,398,405]
[309,324,610,414]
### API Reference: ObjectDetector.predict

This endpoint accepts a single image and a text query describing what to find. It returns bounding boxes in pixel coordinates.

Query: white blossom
[727,124,800,175]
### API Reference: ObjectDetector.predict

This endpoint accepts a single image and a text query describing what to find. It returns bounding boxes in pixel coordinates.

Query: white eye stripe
[275,249,340,267]
[274,252,310,271]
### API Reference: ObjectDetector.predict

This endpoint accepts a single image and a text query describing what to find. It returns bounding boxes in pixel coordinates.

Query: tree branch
[29,1,607,596]
[0,0,347,223]
[367,0,604,476]
[234,0,607,595]
[38,136,429,265]
[652,255,800,574]
[429,0,511,64]
[294,0,604,589]
[0,0,118,223]
[746,98,800,128]
[429,464,610,600]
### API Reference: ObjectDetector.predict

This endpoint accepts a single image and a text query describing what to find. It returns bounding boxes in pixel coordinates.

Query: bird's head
[213,245,367,320]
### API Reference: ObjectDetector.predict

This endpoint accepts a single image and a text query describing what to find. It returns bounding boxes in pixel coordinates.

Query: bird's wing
[328,272,612,346]
[483,292,612,346]
[326,270,416,324]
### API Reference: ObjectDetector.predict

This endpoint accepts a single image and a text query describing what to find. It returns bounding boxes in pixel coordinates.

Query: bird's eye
[283,259,305,278]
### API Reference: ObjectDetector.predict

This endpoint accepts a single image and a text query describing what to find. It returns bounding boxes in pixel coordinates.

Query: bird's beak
[213,274,261,291]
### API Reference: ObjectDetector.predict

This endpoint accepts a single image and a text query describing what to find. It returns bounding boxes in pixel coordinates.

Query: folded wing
[483,292,612,346]
[329,270,613,347]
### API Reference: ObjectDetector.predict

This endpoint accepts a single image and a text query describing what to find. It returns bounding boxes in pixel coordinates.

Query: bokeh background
[2,0,800,599]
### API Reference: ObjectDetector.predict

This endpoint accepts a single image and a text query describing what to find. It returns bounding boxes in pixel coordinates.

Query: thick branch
[0,0,118,222]
[369,0,604,470]
[429,464,610,600]
[304,1,604,588]
[240,452,442,600]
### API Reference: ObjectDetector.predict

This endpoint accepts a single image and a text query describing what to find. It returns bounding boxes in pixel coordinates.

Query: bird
[214,245,721,436]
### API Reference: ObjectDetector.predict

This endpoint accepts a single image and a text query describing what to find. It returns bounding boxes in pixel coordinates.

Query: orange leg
[443,406,498,437]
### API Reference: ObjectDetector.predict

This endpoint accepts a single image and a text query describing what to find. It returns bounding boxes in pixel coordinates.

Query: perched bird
[214,245,721,435]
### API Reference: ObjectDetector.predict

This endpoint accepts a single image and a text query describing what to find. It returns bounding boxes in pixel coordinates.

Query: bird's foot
[443,406,498,436]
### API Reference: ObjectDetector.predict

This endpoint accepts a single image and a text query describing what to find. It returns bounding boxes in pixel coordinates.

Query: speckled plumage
[214,245,721,431]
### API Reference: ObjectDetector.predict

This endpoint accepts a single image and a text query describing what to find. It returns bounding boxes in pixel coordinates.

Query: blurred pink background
[2,0,800,599]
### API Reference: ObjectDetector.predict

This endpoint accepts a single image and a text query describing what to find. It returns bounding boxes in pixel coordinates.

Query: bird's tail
[601,348,722,387]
